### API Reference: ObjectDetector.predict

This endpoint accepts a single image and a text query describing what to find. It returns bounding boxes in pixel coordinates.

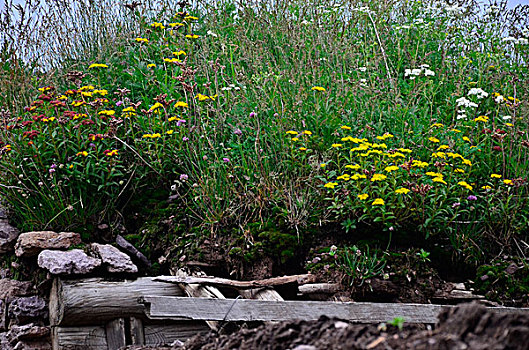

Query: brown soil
[180,302,529,350]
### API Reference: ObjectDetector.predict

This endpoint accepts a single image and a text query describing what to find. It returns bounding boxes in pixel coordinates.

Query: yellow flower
[462,136,471,142]
[291,137,299,141]
[286,130,298,135]
[147,63,156,68]
[462,159,472,166]
[431,152,446,158]
[81,91,93,97]
[173,50,187,56]
[395,188,410,194]
[324,182,338,189]
[384,165,399,172]
[79,85,94,91]
[376,133,394,140]
[150,22,165,29]
[437,145,449,151]
[345,164,360,170]
[358,193,369,200]
[428,137,440,143]
[454,168,465,173]
[337,174,351,181]
[351,173,367,180]
[135,38,149,44]
[184,15,199,20]
[89,63,108,69]
[431,123,444,128]
[299,147,307,151]
[491,174,502,179]
[320,163,326,168]
[372,198,385,206]
[371,174,387,182]
[398,148,413,153]
[76,151,88,157]
[174,101,189,108]
[482,185,492,190]
[168,117,179,122]
[503,179,513,185]
[412,160,429,168]
[98,110,115,116]
[473,115,489,122]
[332,144,343,148]
[164,58,181,63]
[302,130,312,135]
[169,22,184,27]
[166,130,174,135]
[449,128,462,133]
[432,177,447,185]
[341,125,351,130]
[457,181,473,191]
[185,34,200,39]
[311,86,326,92]
[506,123,513,127]
[426,172,442,177]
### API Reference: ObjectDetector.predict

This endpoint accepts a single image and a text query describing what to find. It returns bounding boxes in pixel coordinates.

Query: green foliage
[0,0,528,263]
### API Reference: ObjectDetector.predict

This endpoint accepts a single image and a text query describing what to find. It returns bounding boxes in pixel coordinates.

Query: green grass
[0,0,528,263]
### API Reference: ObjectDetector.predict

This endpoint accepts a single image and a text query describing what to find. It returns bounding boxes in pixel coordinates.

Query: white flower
[424,69,435,76]
[502,115,512,120]
[468,88,489,99]
[358,67,367,72]
[495,95,504,103]
[207,30,218,37]
[456,97,478,108]
[420,64,430,69]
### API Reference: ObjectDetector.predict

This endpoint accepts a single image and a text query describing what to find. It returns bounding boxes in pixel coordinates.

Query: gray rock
[7,296,47,325]
[37,249,101,275]
[15,231,81,257]
[7,324,50,344]
[0,332,13,350]
[0,220,20,254]
[116,234,151,267]
[0,279,33,300]
[91,243,138,273]
[0,300,5,331]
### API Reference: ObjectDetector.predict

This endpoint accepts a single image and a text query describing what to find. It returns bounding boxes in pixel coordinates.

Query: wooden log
[130,317,145,345]
[105,318,126,350]
[144,321,210,346]
[52,325,107,350]
[298,283,341,295]
[49,277,184,326]
[140,296,529,324]
[155,274,317,289]
[239,288,284,301]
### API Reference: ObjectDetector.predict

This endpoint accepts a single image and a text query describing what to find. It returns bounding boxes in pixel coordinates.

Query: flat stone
[91,243,138,273]
[15,231,81,257]
[0,220,20,254]
[7,324,50,344]
[37,249,101,275]
[116,234,151,267]
[0,279,33,300]
[7,296,47,325]
[13,338,51,350]
[0,332,12,350]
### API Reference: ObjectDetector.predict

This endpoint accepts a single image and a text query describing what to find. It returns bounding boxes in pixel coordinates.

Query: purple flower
[467,195,477,201]
[180,174,189,181]
[182,136,189,141]
[234,128,242,136]
[222,157,230,163]
[177,119,186,126]
[116,101,123,107]
[452,202,461,208]
[89,142,96,149]
[249,112,256,118]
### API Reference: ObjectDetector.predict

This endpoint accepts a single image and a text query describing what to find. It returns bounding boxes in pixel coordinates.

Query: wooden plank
[130,317,145,345]
[239,288,284,301]
[155,274,317,289]
[140,296,529,324]
[52,325,107,350]
[144,321,210,346]
[105,318,126,350]
[49,277,184,326]
[176,270,225,331]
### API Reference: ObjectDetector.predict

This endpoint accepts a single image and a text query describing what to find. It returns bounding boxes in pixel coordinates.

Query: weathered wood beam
[51,325,107,350]
[140,296,529,324]
[105,318,126,350]
[49,277,184,326]
[298,283,341,295]
[155,274,317,289]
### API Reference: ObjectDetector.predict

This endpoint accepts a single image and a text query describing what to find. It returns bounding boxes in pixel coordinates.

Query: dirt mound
[182,303,529,350]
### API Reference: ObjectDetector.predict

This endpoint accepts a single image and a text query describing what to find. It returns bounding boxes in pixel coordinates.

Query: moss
[475,259,529,304]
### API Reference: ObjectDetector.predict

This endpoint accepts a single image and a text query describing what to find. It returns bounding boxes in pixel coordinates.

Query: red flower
[493,146,502,151]
[81,119,95,126]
